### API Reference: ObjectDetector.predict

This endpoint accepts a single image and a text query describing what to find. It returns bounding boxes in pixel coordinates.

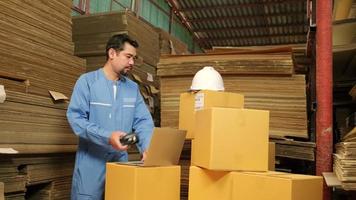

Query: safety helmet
[190,66,225,91]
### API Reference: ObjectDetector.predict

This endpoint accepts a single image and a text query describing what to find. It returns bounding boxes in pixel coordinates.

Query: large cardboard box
[179,91,244,139]
[188,166,232,200]
[269,142,276,171]
[105,163,180,200]
[191,141,274,170]
[192,107,269,171]
[232,172,323,200]
[188,166,322,200]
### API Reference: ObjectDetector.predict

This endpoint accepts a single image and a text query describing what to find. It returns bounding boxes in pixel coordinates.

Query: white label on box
[147,73,154,82]
[194,93,205,111]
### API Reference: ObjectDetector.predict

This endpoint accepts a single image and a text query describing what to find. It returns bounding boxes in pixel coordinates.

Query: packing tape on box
[0,85,6,103]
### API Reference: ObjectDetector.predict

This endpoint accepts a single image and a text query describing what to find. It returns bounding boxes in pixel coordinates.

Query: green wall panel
[89,0,111,13]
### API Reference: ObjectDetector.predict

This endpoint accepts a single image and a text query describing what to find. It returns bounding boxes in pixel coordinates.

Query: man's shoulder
[78,69,100,84]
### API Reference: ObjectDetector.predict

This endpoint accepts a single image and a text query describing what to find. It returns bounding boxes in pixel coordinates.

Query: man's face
[108,42,137,75]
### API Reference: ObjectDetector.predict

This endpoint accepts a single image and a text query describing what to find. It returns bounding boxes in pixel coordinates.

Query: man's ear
[108,48,117,59]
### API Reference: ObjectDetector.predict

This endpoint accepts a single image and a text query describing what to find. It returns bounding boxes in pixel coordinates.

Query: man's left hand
[141,151,147,161]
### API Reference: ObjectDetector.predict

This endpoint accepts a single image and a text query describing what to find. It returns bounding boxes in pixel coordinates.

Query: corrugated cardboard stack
[158,52,308,139]
[0,158,26,200]
[155,28,190,55]
[270,139,316,161]
[177,90,323,200]
[178,141,192,199]
[350,85,356,101]
[334,112,356,190]
[0,1,85,199]
[72,11,160,67]
[0,91,77,152]
[0,0,85,98]
[0,154,75,200]
[72,11,161,126]
[334,143,356,190]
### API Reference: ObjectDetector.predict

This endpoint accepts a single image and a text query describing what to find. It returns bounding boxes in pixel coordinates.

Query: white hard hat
[190,66,225,91]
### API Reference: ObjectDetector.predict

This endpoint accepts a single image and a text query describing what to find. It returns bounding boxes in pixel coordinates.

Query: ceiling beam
[165,0,207,49]
[201,39,307,49]
[192,23,307,33]
[186,12,306,23]
[198,33,307,42]
[178,0,305,12]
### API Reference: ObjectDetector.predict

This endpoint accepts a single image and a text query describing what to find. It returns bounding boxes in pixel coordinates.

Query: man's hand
[141,151,148,161]
[109,131,128,151]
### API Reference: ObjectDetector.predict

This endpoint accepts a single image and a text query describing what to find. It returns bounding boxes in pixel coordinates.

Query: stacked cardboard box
[191,107,270,171]
[271,139,316,161]
[176,90,323,199]
[0,154,75,200]
[155,28,189,55]
[0,157,26,199]
[334,112,356,190]
[179,91,244,139]
[178,142,275,199]
[0,0,85,199]
[158,53,308,138]
[105,128,183,200]
[0,0,84,150]
[177,90,273,199]
[0,0,85,97]
[106,164,180,200]
[189,167,323,200]
[73,11,160,67]
[72,11,161,125]
[72,11,159,87]
[0,91,77,150]
[334,143,356,190]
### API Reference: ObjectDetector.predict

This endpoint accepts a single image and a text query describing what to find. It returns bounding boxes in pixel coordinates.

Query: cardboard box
[192,107,269,171]
[179,91,244,139]
[188,166,232,200]
[232,172,323,200]
[269,142,276,171]
[105,163,180,200]
[188,166,322,200]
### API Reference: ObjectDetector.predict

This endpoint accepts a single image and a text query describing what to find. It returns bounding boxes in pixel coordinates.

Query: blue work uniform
[67,68,154,200]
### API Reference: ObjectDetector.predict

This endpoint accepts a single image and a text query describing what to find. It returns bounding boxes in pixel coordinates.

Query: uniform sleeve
[67,75,112,147]
[133,88,154,153]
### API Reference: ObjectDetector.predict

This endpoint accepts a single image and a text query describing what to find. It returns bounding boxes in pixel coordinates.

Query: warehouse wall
[72,0,202,53]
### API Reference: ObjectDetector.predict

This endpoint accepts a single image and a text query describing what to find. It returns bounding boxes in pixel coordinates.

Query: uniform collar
[99,68,127,83]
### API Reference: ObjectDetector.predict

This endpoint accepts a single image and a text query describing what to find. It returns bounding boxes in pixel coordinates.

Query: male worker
[67,34,154,200]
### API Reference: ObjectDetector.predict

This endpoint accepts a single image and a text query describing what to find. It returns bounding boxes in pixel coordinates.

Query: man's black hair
[105,34,139,60]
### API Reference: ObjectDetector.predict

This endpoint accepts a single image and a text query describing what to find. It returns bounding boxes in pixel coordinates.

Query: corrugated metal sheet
[171,0,308,49]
